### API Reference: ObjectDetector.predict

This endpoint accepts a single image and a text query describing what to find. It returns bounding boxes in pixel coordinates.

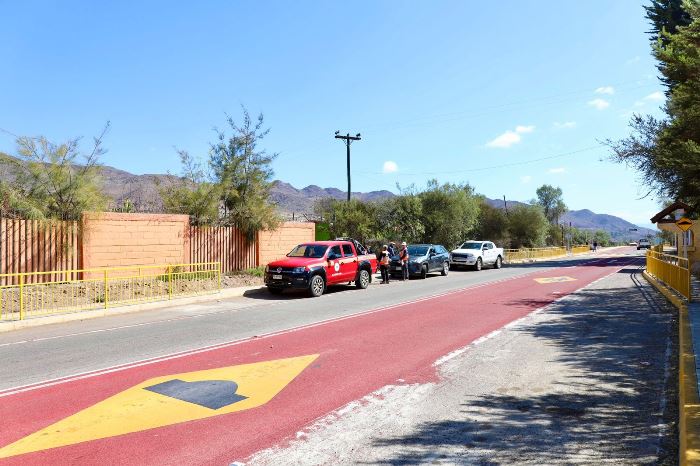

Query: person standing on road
[388,242,398,258]
[593,241,598,252]
[379,245,391,284]
[399,241,410,281]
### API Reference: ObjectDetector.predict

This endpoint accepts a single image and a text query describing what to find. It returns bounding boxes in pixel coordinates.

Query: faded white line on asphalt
[0,258,637,397]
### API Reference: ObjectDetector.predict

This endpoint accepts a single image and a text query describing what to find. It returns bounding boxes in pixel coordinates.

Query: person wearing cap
[388,242,398,258]
[399,241,410,281]
[379,245,391,284]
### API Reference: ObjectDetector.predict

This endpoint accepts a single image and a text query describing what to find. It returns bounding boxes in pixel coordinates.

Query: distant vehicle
[629,241,638,246]
[264,240,377,297]
[389,244,450,279]
[450,240,504,271]
[637,239,651,250]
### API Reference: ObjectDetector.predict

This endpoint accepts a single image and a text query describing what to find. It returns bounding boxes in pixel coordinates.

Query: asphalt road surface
[0,247,676,465]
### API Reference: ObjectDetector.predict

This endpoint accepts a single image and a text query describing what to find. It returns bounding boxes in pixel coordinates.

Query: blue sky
[1,1,666,227]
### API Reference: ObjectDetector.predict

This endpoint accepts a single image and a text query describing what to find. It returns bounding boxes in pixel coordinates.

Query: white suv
[637,239,651,250]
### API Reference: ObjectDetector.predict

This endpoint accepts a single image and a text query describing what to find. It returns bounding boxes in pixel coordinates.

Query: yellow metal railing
[571,245,591,254]
[646,250,690,300]
[504,246,567,261]
[0,262,221,321]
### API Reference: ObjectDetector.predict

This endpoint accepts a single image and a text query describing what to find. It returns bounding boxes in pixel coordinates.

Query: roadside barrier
[0,262,221,321]
[504,246,596,262]
[646,250,691,301]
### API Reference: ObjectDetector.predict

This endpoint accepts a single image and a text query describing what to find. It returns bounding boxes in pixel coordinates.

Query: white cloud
[547,167,566,174]
[644,91,664,102]
[520,175,532,184]
[588,98,610,110]
[595,86,615,95]
[554,121,576,129]
[382,161,398,173]
[625,56,641,65]
[486,125,535,148]
[515,125,535,134]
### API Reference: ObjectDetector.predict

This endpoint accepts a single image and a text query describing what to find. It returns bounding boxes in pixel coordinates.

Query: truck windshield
[287,244,328,258]
[407,246,429,256]
[459,242,483,250]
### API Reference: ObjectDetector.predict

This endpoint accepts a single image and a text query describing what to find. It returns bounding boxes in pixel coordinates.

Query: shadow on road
[367,268,678,465]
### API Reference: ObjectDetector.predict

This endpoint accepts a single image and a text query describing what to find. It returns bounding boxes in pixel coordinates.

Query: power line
[356,145,604,176]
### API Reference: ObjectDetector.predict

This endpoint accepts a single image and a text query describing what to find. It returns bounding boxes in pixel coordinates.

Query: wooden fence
[0,218,81,285]
[189,226,258,273]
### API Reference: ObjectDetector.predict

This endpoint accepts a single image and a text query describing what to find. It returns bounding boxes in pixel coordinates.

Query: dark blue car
[390,244,450,279]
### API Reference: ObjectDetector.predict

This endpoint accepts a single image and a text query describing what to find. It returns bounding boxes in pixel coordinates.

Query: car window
[488,243,494,249]
[342,244,354,257]
[439,246,447,254]
[329,245,342,258]
[460,242,482,250]
[288,244,328,258]
[408,245,429,256]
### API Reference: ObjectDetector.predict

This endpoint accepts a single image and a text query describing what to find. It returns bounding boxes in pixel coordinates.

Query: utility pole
[334,131,361,201]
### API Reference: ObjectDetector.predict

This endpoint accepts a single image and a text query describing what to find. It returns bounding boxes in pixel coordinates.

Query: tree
[210,108,280,236]
[534,184,567,224]
[376,186,425,243]
[472,199,509,245]
[158,150,220,226]
[316,198,378,243]
[608,1,700,211]
[507,204,548,248]
[645,0,692,90]
[418,180,480,248]
[7,125,109,221]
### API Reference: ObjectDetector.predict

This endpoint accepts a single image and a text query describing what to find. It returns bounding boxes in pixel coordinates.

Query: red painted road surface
[0,256,639,465]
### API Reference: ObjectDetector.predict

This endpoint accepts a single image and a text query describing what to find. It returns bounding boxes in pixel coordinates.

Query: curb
[0,285,267,333]
[643,271,699,465]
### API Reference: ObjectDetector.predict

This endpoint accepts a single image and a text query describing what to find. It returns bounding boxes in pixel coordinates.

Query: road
[0,248,676,465]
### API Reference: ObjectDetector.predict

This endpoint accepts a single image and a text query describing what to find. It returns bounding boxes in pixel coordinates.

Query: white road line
[0,258,623,397]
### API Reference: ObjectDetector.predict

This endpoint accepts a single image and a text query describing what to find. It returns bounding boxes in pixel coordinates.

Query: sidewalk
[248,263,677,464]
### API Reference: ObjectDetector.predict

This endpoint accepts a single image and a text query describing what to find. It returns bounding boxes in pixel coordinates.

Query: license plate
[454,258,466,261]
[393,266,402,271]
[272,274,283,280]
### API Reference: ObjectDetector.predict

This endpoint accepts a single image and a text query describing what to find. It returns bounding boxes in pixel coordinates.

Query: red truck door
[326,245,344,284]
[340,243,359,282]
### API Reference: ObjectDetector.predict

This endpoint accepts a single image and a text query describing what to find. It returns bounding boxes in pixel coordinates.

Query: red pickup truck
[264,240,378,297]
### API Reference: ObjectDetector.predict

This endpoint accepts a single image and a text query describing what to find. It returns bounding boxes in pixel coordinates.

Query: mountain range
[0,154,656,241]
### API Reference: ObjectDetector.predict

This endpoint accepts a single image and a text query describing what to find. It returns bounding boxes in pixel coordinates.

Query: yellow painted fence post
[168,265,173,300]
[19,274,24,320]
[104,270,109,309]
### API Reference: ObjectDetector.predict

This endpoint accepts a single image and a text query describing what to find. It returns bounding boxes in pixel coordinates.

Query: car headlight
[293,266,306,273]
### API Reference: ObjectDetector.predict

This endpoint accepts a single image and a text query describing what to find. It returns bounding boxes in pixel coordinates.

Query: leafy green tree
[645,0,692,89]
[158,150,220,226]
[6,126,109,221]
[376,188,425,243]
[472,199,509,246]
[316,198,378,243]
[507,204,548,248]
[534,184,567,224]
[418,180,480,248]
[592,229,613,247]
[608,1,700,211]
[210,108,280,236]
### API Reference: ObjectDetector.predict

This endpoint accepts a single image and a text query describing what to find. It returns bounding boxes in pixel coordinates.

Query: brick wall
[258,222,315,264]
[82,212,190,274]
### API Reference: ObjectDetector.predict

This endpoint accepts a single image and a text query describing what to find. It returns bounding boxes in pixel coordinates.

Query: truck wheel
[309,275,325,297]
[267,286,283,295]
[420,264,428,279]
[473,258,482,271]
[494,256,502,269]
[356,269,370,289]
[441,262,449,276]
